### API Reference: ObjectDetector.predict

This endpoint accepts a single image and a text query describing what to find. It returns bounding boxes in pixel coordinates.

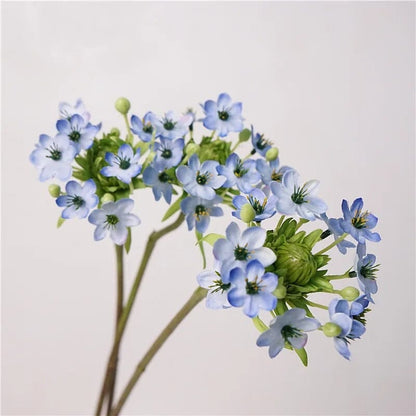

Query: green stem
[305,300,328,310]
[110,287,208,416]
[295,218,308,231]
[105,245,124,416]
[326,273,351,281]
[195,230,207,269]
[95,214,185,416]
[230,140,241,153]
[252,316,268,332]
[315,233,348,255]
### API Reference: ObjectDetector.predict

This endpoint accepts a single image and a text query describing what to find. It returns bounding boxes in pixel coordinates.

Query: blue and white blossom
[217,153,261,193]
[130,112,156,142]
[213,222,276,281]
[88,198,140,245]
[339,198,381,244]
[227,260,278,318]
[354,244,378,303]
[30,134,77,182]
[257,308,321,358]
[176,154,226,200]
[232,188,277,222]
[251,126,271,157]
[56,114,101,153]
[271,170,327,221]
[328,298,366,360]
[59,99,90,122]
[153,138,184,171]
[101,143,142,184]
[197,269,231,309]
[320,213,355,255]
[201,93,244,137]
[181,195,223,234]
[256,158,293,187]
[56,179,98,219]
[142,166,173,204]
[150,111,193,140]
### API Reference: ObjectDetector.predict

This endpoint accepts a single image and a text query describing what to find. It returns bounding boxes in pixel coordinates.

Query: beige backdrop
[2,2,415,415]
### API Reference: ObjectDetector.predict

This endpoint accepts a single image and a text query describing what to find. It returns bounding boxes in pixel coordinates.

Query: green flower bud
[48,184,61,198]
[110,127,120,136]
[274,242,317,285]
[272,285,287,299]
[115,97,131,115]
[101,193,115,204]
[322,322,342,337]
[340,286,360,301]
[185,142,200,156]
[238,128,251,142]
[240,203,256,223]
[265,147,279,161]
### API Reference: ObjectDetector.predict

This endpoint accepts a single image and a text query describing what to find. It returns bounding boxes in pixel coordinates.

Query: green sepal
[287,298,314,318]
[252,316,269,332]
[198,233,224,246]
[294,347,308,367]
[303,229,324,249]
[274,299,288,316]
[72,168,91,182]
[131,177,146,190]
[57,217,65,228]
[114,188,130,201]
[124,228,132,254]
[162,193,185,221]
[315,254,330,268]
[310,277,334,291]
[288,230,306,243]
[238,128,251,142]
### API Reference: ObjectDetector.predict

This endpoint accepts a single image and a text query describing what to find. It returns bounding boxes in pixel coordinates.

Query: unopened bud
[48,184,61,198]
[265,147,279,161]
[110,127,120,136]
[240,203,256,223]
[101,193,115,204]
[322,322,342,337]
[238,128,251,142]
[340,286,360,301]
[273,285,287,299]
[115,97,131,115]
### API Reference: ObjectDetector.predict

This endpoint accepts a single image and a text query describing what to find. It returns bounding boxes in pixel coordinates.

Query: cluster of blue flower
[30,93,381,362]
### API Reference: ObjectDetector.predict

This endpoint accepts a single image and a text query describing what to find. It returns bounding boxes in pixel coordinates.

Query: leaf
[57,216,65,228]
[303,229,323,249]
[239,128,251,142]
[294,347,308,367]
[162,194,185,221]
[124,228,132,254]
[200,233,224,246]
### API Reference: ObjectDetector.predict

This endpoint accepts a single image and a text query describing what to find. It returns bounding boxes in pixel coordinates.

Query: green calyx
[198,136,231,164]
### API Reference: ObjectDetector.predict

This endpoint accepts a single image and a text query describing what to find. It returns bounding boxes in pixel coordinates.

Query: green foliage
[198,135,231,164]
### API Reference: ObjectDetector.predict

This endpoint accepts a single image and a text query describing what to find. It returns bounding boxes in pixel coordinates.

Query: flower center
[106,214,119,227]
[255,134,270,150]
[69,130,81,143]
[161,148,172,159]
[209,279,231,294]
[248,196,267,215]
[68,195,84,209]
[218,110,229,121]
[196,171,210,185]
[158,172,170,183]
[143,123,153,134]
[233,161,248,178]
[360,262,379,279]
[351,210,369,229]
[271,170,283,182]
[117,157,131,170]
[281,325,303,341]
[234,245,249,261]
[245,277,261,295]
[163,119,176,131]
[46,144,62,161]
[291,185,308,204]
[195,204,207,217]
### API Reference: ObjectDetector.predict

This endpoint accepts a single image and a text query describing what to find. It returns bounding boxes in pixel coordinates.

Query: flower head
[320,213,355,255]
[130,112,156,142]
[181,195,223,234]
[56,114,101,153]
[30,134,77,182]
[101,143,142,184]
[150,111,193,140]
[217,153,261,193]
[213,222,276,281]
[59,99,90,122]
[201,93,244,137]
[339,198,381,244]
[354,243,379,303]
[256,158,293,187]
[271,170,327,221]
[142,166,174,204]
[88,198,140,245]
[197,269,231,309]
[232,188,277,222]
[227,259,278,318]
[256,308,321,358]
[56,179,98,219]
[251,125,272,157]
[153,138,184,171]
[176,154,226,200]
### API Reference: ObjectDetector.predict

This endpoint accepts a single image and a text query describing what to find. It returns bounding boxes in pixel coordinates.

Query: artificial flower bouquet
[30,93,381,415]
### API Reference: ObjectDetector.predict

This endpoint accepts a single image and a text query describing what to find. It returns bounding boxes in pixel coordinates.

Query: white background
[2,2,415,415]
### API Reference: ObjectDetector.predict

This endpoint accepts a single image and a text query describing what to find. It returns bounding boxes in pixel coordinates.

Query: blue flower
[354,244,378,303]
[213,222,276,281]
[130,112,156,142]
[176,154,226,200]
[101,143,141,184]
[150,111,193,140]
[251,125,271,157]
[30,134,77,182]
[59,99,90,122]
[232,188,277,222]
[320,213,355,255]
[181,195,223,233]
[339,198,381,244]
[227,260,278,318]
[328,298,366,360]
[217,153,261,193]
[256,158,293,187]
[197,269,231,309]
[256,308,321,358]
[271,170,327,221]
[142,166,173,204]
[153,138,184,171]
[56,179,98,219]
[201,93,244,137]
[88,198,140,245]
[56,114,101,153]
